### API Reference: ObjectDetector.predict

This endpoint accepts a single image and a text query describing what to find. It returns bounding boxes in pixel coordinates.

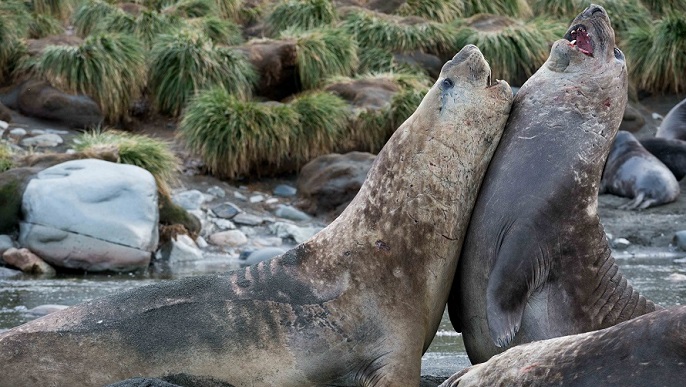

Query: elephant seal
[656,97,686,141]
[640,137,686,180]
[448,4,657,364]
[0,45,513,387]
[601,131,680,209]
[439,306,686,387]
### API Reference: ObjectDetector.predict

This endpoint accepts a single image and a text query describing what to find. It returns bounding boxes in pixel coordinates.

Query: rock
[0,120,8,130]
[172,190,206,211]
[325,77,399,111]
[265,198,279,205]
[2,248,56,275]
[106,377,180,387]
[233,213,264,226]
[297,152,376,215]
[393,51,443,79]
[252,236,283,247]
[209,230,248,247]
[234,191,247,201]
[0,102,11,123]
[211,202,241,219]
[273,184,297,197]
[19,159,158,272]
[20,133,63,147]
[652,112,664,121]
[0,234,14,256]
[238,247,286,266]
[619,102,645,133]
[674,230,686,251]
[612,238,631,250]
[666,273,686,282]
[211,218,236,231]
[207,186,225,198]
[195,236,208,249]
[0,266,21,278]
[9,128,26,137]
[249,194,264,203]
[155,234,203,263]
[274,204,311,222]
[240,39,300,100]
[16,80,103,129]
[25,304,68,317]
[269,222,322,244]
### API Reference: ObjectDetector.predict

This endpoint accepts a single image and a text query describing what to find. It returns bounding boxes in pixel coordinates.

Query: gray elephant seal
[656,97,686,140]
[448,4,657,364]
[439,306,686,387]
[0,45,513,386]
[601,131,680,209]
[640,136,686,181]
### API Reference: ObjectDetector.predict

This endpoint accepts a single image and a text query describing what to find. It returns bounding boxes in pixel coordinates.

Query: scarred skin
[600,131,680,210]
[448,4,656,364]
[0,45,512,387]
[439,306,686,387]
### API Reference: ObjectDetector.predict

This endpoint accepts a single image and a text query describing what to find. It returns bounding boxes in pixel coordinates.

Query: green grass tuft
[341,9,454,55]
[451,15,554,87]
[641,0,686,15]
[179,87,297,179]
[32,0,76,22]
[72,129,180,194]
[32,33,146,122]
[0,142,13,172]
[148,30,256,116]
[29,13,65,39]
[395,0,464,23]
[625,12,686,93]
[463,0,532,18]
[96,9,180,48]
[72,0,120,37]
[280,27,358,90]
[266,0,337,36]
[185,16,243,45]
[0,7,28,84]
[163,0,216,18]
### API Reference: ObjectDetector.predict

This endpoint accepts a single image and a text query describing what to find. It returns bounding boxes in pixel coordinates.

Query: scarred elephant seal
[0,45,513,387]
[448,4,657,364]
[439,306,686,387]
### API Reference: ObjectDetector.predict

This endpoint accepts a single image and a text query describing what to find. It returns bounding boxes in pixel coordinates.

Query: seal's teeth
[570,39,577,45]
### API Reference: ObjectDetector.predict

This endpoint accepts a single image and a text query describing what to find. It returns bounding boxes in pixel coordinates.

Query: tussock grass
[32,33,146,122]
[72,129,180,194]
[625,12,686,93]
[289,91,349,163]
[215,0,242,20]
[0,142,14,172]
[163,0,216,18]
[0,6,28,84]
[96,9,180,48]
[266,0,337,36]
[390,87,427,129]
[148,30,256,116]
[395,0,464,23]
[641,0,686,15]
[452,15,553,86]
[179,87,297,179]
[32,0,75,22]
[280,27,358,90]
[463,0,532,18]
[185,16,243,45]
[29,13,65,39]
[73,0,120,37]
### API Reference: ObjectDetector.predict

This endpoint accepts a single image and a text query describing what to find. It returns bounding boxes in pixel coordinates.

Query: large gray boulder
[19,159,159,272]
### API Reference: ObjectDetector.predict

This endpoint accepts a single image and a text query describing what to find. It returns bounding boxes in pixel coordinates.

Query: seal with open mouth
[0,45,512,387]
[448,4,657,364]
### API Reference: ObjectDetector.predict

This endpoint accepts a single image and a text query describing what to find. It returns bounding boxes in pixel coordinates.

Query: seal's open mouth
[566,24,594,57]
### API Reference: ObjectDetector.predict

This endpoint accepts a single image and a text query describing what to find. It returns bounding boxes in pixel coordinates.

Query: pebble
[0,120,8,130]
[209,230,248,247]
[0,267,21,278]
[2,248,56,276]
[155,234,203,262]
[20,133,63,147]
[207,186,226,198]
[211,202,241,219]
[265,198,279,205]
[666,273,686,282]
[652,112,663,120]
[233,213,264,226]
[211,218,236,231]
[274,205,311,222]
[674,230,686,251]
[0,234,14,256]
[252,236,283,247]
[612,238,631,250]
[195,236,208,249]
[249,194,265,203]
[172,190,206,211]
[30,129,45,135]
[9,128,27,137]
[234,191,247,201]
[273,184,297,197]
[269,222,321,243]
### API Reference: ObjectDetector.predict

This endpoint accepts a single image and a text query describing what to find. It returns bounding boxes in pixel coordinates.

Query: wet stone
[172,190,206,211]
[674,230,686,251]
[233,213,264,226]
[274,205,311,222]
[211,202,241,219]
[20,133,63,147]
[249,194,265,203]
[273,184,297,197]
[207,186,225,198]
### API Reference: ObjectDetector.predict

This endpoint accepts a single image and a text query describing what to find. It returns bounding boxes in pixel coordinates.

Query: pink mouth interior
[570,27,594,57]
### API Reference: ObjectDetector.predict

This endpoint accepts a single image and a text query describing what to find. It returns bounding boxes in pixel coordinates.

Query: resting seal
[448,5,656,364]
[640,136,686,181]
[439,306,686,387]
[601,131,680,209]
[656,97,686,141]
[0,45,512,386]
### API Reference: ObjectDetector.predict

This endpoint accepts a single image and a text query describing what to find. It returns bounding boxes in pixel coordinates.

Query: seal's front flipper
[486,222,548,348]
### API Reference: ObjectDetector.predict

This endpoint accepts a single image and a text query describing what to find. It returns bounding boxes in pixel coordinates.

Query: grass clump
[395,0,463,23]
[32,33,146,122]
[73,0,120,37]
[0,10,28,84]
[266,0,337,36]
[288,91,349,163]
[96,9,180,48]
[463,0,532,18]
[625,12,686,94]
[72,129,180,194]
[32,0,75,22]
[28,13,65,39]
[641,0,686,15]
[341,9,453,55]
[185,16,243,45]
[163,0,216,18]
[179,87,297,179]
[451,15,553,86]
[280,27,358,90]
[0,143,13,172]
[148,30,256,116]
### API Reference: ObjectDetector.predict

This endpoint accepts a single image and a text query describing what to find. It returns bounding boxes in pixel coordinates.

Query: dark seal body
[640,136,686,181]
[601,131,680,209]
[439,306,686,387]
[656,97,686,141]
[0,45,513,387]
[448,5,656,364]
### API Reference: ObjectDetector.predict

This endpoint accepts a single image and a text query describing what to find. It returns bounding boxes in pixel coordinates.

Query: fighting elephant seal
[0,45,513,387]
[439,306,686,387]
[601,131,680,209]
[448,5,656,364]
[656,97,686,141]
[640,136,686,181]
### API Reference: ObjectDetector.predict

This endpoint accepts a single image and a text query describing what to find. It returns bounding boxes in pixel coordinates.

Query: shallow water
[1,254,685,375]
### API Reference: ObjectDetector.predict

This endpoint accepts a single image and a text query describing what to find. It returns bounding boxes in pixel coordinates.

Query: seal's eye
[442,78,454,89]
[614,47,624,60]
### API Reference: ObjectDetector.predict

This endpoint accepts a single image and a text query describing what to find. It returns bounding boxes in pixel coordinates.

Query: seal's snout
[451,44,481,64]
[583,4,606,18]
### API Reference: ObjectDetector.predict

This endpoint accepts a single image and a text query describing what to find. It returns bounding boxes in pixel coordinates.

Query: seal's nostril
[592,7,603,15]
